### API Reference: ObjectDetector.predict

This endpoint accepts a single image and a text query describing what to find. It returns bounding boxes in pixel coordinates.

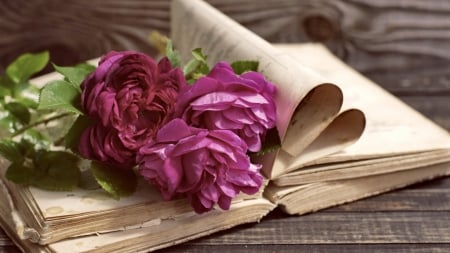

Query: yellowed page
[276,43,450,164]
[0,164,267,245]
[171,0,365,178]
[275,149,450,185]
[266,162,450,215]
[47,199,274,253]
[171,0,330,141]
[0,195,274,253]
[271,109,365,177]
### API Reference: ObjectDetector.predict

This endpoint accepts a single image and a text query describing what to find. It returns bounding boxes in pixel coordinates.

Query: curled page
[277,43,450,164]
[171,0,365,178]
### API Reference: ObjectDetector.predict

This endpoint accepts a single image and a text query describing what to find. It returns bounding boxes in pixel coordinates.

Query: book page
[0,162,269,244]
[275,149,450,185]
[276,43,450,164]
[29,181,161,219]
[47,199,275,253]
[266,162,450,215]
[0,196,274,253]
[270,109,365,177]
[171,0,365,177]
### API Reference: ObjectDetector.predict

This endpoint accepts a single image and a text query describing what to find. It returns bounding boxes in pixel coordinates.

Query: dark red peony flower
[78,51,185,167]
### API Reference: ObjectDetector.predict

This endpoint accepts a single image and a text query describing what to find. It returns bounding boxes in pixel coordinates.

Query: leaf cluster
[0,53,137,199]
[165,41,260,83]
[0,44,279,202]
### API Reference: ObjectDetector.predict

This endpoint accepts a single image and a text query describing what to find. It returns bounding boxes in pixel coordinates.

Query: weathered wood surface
[1,0,450,252]
[162,177,450,253]
[1,0,450,93]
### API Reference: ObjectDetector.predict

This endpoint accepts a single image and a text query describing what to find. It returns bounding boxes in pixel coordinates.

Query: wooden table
[1,0,450,252]
[161,178,450,253]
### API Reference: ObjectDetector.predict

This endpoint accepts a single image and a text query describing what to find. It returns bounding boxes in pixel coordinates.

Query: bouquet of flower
[0,41,278,214]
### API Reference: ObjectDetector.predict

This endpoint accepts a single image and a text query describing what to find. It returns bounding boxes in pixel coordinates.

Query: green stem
[11,112,72,138]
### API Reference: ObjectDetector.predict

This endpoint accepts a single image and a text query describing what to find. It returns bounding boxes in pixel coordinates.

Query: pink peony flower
[176,62,276,152]
[79,51,185,167]
[137,119,263,213]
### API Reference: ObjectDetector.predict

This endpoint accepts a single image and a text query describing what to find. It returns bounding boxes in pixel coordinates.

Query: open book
[1,0,450,252]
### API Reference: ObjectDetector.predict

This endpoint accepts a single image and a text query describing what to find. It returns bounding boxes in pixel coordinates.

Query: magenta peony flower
[176,62,276,152]
[137,119,263,213]
[79,51,185,167]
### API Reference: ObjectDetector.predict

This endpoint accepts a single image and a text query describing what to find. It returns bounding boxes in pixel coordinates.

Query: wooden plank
[0,229,12,246]
[0,0,170,72]
[327,180,450,212]
[159,244,450,253]
[1,0,450,93]
[182,211,450,244]
[2,242,450,253]
[407,175,450,189]
[398,96,450,130]
[0,246,21,253]
[366,68,450,94]
[190,0,444,95]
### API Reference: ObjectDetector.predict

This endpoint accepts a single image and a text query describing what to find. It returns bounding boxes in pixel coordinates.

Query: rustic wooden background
[1,0,450,128]
[1,0,450,252]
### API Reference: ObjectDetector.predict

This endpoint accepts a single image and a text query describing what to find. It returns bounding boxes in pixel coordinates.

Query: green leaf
[6,51,49,84]
[183,48,210,83]
[165,40,181,67]
[0,70,15,99]
[38,80,82,113]
[0,74,13,87]
[32,151,80,191]
[17,138,37,158]
[0,114,21,133]
[0,86,10,98]
[191,48,207,62]
[65,115,92,152]
[53,63,95,89]
[0,75,13,97]
[91,161,138,200]
[183,59,200,76]
[0,140,24,163]
[22,129,50,149]
[78,167,101,190]
[74,63,97,73]
[231,60,259,75]
[4,102,31,125]
[253,127,281,156]
[183,59,201,79]
[6,162,33,185]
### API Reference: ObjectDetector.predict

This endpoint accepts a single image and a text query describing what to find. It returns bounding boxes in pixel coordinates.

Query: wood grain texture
[188,212,450,244]
[327,188,450,211]
[399,96,450,130]
[1,0,450,93]
[0,0,169,72]
[161,244,450,253]
[157,178,450,253]
[1,0,450,252]
[0,247,21,253]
